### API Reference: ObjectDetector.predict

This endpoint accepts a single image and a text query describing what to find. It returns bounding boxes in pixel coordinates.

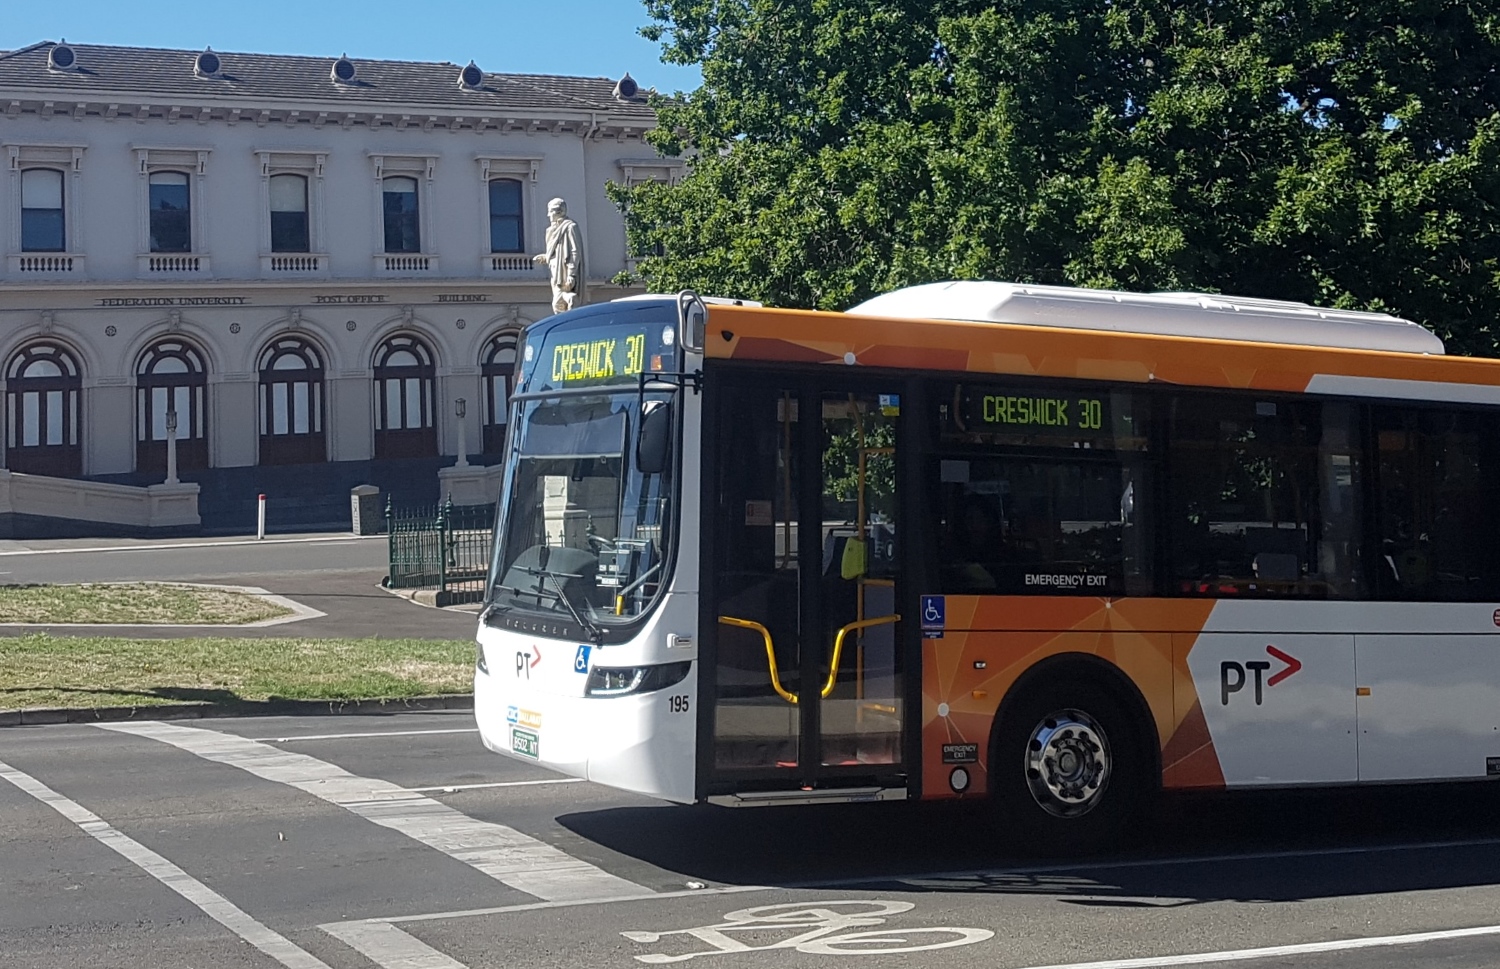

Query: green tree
[616,0,1500,354]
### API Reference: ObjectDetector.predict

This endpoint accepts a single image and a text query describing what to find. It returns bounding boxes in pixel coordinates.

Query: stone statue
[533,197,585,314]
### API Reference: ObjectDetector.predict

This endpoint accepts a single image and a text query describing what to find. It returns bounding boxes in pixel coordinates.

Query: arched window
[5,342,81,476]
[269,174,310,253]
[136,340,208,474]
[481,332,518,454]
[21,169,65,252]
[258,337,325,465]
[488,178,523,253]
[373,334,436,459]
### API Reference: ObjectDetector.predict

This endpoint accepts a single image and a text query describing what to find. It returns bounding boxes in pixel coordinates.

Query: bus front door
[707,378,907,796]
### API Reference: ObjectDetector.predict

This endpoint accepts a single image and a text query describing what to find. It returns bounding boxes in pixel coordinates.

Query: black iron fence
[385,497,496,606]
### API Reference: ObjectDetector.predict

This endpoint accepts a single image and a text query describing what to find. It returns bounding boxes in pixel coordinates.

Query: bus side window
[1373,406,1500,601]
[1167,395,1362,599]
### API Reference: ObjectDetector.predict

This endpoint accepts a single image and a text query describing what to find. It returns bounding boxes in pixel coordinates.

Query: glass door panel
[817,392,902,767]
[711,384,802,770]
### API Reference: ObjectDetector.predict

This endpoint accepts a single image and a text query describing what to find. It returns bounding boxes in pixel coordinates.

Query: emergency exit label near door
[921,596,945,640]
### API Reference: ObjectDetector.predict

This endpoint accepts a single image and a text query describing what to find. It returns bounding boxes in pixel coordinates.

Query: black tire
[988,677,1152,856]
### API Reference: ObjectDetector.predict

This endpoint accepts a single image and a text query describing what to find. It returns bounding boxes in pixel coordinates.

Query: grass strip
[0,634,473,711]
[0,583,291,625]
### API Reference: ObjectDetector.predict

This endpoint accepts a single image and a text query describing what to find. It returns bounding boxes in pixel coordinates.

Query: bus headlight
[586,661,691,697]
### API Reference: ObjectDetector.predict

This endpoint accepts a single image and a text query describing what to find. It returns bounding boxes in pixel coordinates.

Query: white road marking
[404,778,584,794]
[0,756,332,969]
[322,921,469,969]
[101,721,653,902]
[368,885,773,925]
[255,727,479,742]
[821,835,1500,889]
[0,535,373,557]
[1015,922,1500,969]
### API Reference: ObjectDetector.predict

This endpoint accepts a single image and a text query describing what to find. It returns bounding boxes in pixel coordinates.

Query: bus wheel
[990,680,1147,855]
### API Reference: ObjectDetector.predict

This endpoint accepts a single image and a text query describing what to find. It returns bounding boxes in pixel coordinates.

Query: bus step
[707,786,905,808]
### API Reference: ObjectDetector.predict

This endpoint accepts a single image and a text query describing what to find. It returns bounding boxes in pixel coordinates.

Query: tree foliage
[616,0,1500,354]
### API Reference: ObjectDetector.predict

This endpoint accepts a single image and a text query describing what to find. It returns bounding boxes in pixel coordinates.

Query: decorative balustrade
[375,254,437,274]
[482,253,545,277]
[139,254,209,274]
[261,254,326,274]
[10,253,84,275]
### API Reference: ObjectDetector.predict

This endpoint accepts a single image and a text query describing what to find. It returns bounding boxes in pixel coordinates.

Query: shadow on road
[559,783,1500,903]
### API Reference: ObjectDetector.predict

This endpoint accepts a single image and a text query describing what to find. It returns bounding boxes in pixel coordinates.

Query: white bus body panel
[849,281,1446,355]
[474,592,700,803]
[475,359,704,803]
[1189,601,1500,786]
[1355,634,1500,782]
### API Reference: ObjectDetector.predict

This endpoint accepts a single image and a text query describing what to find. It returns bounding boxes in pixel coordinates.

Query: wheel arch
[989,652,1162,792]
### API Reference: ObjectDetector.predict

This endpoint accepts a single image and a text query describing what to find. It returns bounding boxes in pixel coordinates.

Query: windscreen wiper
[515,565,604,643]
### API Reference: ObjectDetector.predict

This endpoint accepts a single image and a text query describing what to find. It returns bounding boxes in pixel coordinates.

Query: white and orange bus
[475,281,1500,850]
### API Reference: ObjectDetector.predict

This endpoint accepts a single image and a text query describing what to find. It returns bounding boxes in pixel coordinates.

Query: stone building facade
[0,41,679,527]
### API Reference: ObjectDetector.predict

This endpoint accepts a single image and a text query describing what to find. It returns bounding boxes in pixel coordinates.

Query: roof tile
[0,41,658,121]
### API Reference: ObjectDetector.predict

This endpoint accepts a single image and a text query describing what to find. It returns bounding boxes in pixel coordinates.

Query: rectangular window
[404,377,423,429]
[382,177,421,253]
[269,173,310,253]
[1167,395,1362,599]
[934,382,1154,596]
[45,390,63,446]
[273,383,289,435]
[21,392,40,447]
[20,169,65,252]
[488,178,523,252]
[149,172,191,253]
[1374,406,1500,600]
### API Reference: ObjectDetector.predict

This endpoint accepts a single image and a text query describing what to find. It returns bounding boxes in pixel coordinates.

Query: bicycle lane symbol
[621,900,994,964]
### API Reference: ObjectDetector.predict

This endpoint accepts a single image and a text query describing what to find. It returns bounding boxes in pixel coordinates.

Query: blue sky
[2,0,703,94]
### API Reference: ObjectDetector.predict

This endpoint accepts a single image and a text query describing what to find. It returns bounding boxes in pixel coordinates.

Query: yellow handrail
[718,616,798,704]
[821,614,900,699]
[718,613,902,705]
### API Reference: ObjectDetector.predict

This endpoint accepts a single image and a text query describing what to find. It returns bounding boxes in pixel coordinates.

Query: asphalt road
[4,711,1500,969]
[0,533,477,640]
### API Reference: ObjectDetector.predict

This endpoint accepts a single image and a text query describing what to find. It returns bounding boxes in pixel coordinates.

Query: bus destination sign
[550,332,647,385]
[964,389,1109,435]
[523,306,681,393]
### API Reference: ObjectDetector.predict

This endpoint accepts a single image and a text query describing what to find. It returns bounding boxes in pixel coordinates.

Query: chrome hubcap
[1024,708,1111,818]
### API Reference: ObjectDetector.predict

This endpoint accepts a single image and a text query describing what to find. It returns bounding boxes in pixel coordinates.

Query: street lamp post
[164,409,179,485]
[455,397,469,468]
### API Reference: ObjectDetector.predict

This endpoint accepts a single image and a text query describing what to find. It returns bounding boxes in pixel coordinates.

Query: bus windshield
[487,388,675,635]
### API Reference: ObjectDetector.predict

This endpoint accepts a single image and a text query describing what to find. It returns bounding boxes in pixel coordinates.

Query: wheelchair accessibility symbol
[920,596,945,639]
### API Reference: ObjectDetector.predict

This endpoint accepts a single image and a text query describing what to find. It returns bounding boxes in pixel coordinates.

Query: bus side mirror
[678,290,707,352]
[637,400,673,475]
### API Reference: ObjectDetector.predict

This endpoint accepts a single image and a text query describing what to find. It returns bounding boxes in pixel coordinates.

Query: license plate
[510,727,539,759]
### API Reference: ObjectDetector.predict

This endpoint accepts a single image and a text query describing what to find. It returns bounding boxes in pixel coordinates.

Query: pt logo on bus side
[1220,645,1302,706]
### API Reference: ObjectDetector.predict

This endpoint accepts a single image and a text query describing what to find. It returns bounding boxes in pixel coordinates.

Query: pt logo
[515,645,543,679]
[1221,645,1302,705]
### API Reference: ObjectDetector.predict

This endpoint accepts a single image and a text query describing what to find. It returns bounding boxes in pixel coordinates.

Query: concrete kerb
[0,693,474,728]
[382,583,484,613]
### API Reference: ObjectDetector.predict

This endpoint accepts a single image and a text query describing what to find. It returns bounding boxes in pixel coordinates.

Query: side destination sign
[964,388,1109,434]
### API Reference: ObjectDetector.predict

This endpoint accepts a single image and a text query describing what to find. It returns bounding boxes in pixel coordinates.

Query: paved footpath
[0,532,476,640]
[3,712,1500,969]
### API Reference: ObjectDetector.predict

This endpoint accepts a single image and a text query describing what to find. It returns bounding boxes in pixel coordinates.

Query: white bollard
[257,493,267,540]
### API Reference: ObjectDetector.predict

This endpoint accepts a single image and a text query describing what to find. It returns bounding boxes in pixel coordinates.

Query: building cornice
[0,90,653,140]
